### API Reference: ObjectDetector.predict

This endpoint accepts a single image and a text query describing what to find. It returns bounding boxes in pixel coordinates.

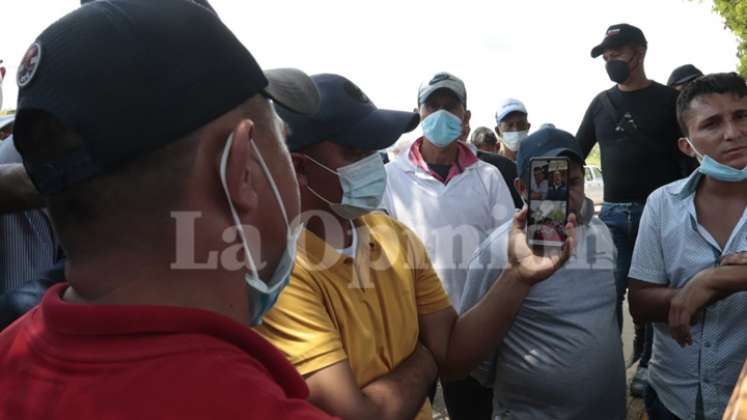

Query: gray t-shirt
[459,217,626,420]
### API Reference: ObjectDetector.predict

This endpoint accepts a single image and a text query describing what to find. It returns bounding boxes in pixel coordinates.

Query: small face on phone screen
[527,157,569,247]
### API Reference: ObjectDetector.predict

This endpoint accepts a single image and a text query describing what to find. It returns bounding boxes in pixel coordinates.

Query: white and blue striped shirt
[0,137,61,295]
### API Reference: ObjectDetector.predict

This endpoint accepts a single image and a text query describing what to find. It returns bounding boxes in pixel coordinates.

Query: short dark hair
[676,72,747,136]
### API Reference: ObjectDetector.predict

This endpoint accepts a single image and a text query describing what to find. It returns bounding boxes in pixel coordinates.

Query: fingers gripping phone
[527,157,569,247]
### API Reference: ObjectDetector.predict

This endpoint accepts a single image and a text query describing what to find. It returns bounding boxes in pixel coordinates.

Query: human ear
[224,119,259,212]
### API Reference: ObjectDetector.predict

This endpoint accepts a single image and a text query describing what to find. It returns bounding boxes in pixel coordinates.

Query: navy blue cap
[278,73,420,152]
[14,0,319,194]
[667,64,703,87]
[591,23,647,58]
[516,128,585,181]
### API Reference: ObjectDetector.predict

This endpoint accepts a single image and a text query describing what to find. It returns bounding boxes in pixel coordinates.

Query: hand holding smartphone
[526,157,569,247]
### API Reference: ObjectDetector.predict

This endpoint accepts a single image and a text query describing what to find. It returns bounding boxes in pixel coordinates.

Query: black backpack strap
[599,91,619,121]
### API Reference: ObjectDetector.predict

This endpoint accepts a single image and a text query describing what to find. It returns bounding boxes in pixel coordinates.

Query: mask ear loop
[250,140,290,227]
[300,154,341,206]
[685,138,704,162]
[219,134,262,289]
[247,139,304,294]
[303,154,339,176]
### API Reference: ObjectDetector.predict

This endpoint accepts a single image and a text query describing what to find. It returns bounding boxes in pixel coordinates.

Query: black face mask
[605,59,631,84]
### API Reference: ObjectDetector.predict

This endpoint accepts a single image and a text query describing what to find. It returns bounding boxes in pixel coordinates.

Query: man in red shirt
[0,1,333,419]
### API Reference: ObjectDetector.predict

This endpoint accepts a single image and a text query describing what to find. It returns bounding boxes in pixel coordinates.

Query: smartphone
[527,157,569,247]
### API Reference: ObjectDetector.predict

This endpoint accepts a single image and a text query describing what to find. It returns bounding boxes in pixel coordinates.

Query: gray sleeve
[459,230,507,388]
[628,191,668,285]
[458,239,503,314]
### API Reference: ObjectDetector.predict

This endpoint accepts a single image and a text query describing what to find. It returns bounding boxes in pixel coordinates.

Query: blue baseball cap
[516,128,585,181]
[278,73,419,152]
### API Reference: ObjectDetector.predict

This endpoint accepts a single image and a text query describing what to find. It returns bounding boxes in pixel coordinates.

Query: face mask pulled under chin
[218,133,302,326]
[686,138,747,182]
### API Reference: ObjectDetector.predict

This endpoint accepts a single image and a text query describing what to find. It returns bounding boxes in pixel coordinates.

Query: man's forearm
[629,284,677,323]
[704,265,747,296]
[362,344,438,420]
[0,164,43,213]
[440,268,530,379]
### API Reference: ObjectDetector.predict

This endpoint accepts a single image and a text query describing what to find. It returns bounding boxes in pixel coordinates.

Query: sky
[0,0,740,144]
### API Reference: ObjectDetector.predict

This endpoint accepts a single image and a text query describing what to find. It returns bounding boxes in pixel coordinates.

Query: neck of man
[500,148,517,161]
[699,176,747,202]
[62,247,248,324]
[302,196,355,250]
[420,138,459,165]
[618,69,651,92]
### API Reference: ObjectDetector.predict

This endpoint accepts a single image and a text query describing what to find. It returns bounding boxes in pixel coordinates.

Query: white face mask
[501,130,529,152]
[218,133,302,326]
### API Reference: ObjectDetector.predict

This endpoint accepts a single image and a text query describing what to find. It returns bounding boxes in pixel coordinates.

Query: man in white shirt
[380,71,515,420]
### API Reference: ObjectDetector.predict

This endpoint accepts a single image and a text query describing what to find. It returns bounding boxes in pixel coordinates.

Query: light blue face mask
[219,134,302,326]
[304,152,387,220]
[422,109,463,147]
[686,138,747,182]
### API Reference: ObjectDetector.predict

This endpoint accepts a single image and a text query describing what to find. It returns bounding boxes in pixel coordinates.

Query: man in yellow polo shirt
[724,361,747,420]
[256,73,577,420]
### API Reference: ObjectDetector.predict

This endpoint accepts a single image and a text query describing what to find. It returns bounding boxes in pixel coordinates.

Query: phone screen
[527,157,569,247]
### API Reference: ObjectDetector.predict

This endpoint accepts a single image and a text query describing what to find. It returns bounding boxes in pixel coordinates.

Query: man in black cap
[667,64,704,91]
[0,1,333,419]
[576,23,694,397]
[256,73,577,420]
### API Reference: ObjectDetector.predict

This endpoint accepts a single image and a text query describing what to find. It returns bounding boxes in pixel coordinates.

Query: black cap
[516,128,585,181]
[278,73,419,152]
[667,64,704,87]
[13,0,319,195]
[591,23,647,58]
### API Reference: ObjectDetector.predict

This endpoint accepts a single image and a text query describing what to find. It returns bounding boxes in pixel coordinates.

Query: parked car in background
[585,165,604,205]
[0,59,5,111]
[0,115,14,141]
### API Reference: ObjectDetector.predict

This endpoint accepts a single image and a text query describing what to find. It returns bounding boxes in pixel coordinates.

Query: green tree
[586,144,601,167]
[709,0,747,75]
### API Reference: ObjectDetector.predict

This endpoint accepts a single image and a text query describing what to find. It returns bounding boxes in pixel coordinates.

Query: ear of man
[224,119,259,213]
[677,137,698,159]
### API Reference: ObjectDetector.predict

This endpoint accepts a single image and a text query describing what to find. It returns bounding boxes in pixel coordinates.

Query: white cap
[495,98,527,124]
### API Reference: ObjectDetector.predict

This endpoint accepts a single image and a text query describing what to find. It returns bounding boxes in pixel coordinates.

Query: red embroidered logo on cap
[17,42,42,88]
